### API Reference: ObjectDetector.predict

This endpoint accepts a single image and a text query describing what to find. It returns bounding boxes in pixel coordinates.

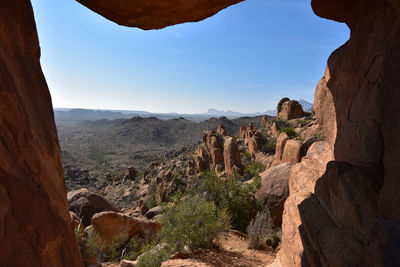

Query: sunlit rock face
[276,0,400,266]
[75,0,243,30]
[0,0,242,266]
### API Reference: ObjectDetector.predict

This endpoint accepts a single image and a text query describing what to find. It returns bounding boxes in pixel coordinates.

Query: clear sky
[31,0,349,114]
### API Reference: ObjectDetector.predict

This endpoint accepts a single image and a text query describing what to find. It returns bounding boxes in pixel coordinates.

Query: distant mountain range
[54,99,313,123]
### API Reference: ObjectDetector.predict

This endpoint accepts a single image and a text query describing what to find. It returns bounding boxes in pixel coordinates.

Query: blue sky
[31,0,349,114]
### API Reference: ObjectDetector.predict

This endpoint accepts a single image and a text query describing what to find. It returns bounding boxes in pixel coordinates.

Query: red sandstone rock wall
[276,0,400,266]
[0,1,83,266]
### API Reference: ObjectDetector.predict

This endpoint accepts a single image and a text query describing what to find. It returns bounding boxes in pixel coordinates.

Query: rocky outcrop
[76,0,243,30]
[223,137,244,175]
[68,189,119,227]
[217,124,228,137]
[241,124,265,156]
[281,140,302,164]
[254,163,292,225]
[274,141,333,267]
[275,132,289,163]
[277,98,304,121]
[91,211,161,244]
[274,0,400,265]
[124,167,138,181]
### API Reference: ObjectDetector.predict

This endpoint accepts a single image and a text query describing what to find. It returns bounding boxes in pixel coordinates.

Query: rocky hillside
[59,115,267,191]
[3,0,400,266]
[65,97,324,266]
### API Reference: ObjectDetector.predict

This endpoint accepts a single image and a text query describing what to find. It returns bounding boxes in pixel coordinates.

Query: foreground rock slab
[68,188,119,227]
[254,162,292,225]
[91,211,161,244]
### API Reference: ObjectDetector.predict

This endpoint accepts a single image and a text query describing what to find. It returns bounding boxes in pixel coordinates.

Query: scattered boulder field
[65,97,327,266]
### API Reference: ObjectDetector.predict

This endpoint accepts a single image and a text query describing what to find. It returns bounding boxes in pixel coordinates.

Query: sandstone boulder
[68,189,119,227]
[91,211,161,244]
[223,137,244,175]
[145,206,163,219]
[254,162,292,225]
[275,132,289,163]
[278,99,304,121]
[281,139,302,164]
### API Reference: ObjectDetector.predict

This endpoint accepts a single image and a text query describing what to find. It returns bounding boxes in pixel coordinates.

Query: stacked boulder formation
[277,97,305,121]
[195,125,244,175]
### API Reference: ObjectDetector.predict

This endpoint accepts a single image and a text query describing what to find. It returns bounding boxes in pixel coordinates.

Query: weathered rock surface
[0,1,83,266]
[277,98,304,121]
[275,132,289,163]
[76,0,243,30]
[274,141,333,267]
[223,137,244,175]
[298,162,383,266]
[281,140,302,164]
[254,163,292,225]
[68,189,119,227]
[91,211,161,244]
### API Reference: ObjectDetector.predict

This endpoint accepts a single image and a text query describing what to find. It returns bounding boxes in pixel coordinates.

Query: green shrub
[159,195,230,252]
[247,207,275,249]
[296,119,307,127]
[244,162,266,180]
[193,171,262,232]
[137,243,169,267]
[242,150,251,160]
[313,131,326,140]
[278,127,296,139]
[261,143,276,154]
[86,232,128,262]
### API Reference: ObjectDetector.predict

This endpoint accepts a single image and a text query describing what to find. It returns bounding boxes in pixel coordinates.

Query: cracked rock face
[275,0,400,266]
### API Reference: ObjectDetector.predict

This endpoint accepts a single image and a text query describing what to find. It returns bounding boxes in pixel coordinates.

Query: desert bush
[261,143,276,154]
[313,131,326,141]
[193,171,262,232]
[296,119,308,127]
[137,243,169,267]
[87,232,128,262]
[279,127,296,139]
[244,162,266,180]
[159,195,230,252]
[247,207,275,249]
[242,150,251,160]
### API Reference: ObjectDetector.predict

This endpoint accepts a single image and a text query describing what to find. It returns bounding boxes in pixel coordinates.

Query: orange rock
[223,137,244,175]
[274,141,333,267]
[281,140,302,164]
[254,162,292,225]
[91,211,161,244]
